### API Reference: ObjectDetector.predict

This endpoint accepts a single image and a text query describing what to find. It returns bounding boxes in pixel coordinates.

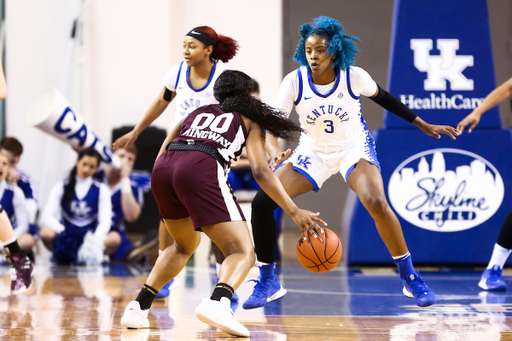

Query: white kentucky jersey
[276,66,377,153]
[163,61,226,127]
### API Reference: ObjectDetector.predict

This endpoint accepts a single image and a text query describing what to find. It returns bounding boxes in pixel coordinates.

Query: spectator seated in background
[98,146,149,262]
[39,148,112,265]
[0,57,34,295]
[0,151,33,257]
[0,137,39,253]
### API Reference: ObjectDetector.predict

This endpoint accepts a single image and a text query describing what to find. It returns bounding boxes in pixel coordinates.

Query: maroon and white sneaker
[6,253,34,295]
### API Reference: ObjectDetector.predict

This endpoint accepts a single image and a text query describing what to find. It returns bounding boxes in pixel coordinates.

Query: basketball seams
[297,227,342,273]
[325,230,341,264]
[306,232,322,272]
[323,229,329,264]
[325,239,341,264]
[297,238,320,272]
[309,230,330,272]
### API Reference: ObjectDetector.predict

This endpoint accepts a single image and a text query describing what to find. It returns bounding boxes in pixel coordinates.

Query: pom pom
[77,231,105,266]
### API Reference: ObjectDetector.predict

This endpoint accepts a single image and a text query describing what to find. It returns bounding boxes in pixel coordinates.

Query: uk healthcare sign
[348,0,512,265]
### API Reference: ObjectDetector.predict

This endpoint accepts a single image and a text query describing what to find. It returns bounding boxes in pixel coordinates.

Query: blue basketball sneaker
[242,276,287,310]
[479,265,508,291]
[402,271,436,307]
[156,279,178,299]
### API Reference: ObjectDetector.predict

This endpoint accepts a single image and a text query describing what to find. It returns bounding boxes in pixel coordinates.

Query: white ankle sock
[487,243,512,269]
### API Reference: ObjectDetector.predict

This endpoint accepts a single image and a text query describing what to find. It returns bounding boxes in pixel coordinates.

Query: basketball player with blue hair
[244,16,460,309]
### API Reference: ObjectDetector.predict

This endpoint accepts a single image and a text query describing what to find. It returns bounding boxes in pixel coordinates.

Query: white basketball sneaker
[121,301,150,329]
[195,297,250,337]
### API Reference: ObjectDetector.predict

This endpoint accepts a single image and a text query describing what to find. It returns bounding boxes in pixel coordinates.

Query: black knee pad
[252,189,280,215]
[251,190,280,264]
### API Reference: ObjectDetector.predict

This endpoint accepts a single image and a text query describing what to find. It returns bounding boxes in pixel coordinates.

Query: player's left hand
[413,117,460,139]
[422,124,460,140]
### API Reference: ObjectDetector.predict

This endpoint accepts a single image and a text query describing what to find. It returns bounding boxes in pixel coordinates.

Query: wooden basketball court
[1,232,512,340]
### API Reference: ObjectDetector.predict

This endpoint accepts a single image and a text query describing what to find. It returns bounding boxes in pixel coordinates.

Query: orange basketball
[296,227,342,273]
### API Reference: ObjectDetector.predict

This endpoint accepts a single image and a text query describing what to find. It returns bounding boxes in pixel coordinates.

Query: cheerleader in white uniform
[39,148,112,265]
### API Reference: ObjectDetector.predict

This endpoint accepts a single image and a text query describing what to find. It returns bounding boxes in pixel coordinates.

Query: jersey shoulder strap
[294,67,304,106]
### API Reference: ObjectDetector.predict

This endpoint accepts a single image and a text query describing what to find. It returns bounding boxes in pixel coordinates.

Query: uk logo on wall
[388,149,504,232]
[384,0,501,129]
[403,39,482,111]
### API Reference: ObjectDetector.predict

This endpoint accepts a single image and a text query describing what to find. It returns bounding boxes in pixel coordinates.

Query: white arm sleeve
[274,71,300,118]
[93,183,113,239]
[41,181,65,234]
[162,63,182,91]
[25,199,37,225]
[349,66,378,97]
[12,187,29,238]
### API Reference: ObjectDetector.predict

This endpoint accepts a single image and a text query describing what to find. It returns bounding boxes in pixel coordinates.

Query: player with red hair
[113,26,239,298]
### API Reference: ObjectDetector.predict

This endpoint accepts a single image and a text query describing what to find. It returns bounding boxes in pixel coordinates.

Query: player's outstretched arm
[369,85,459,139]
[246,122,326,236]
[113,87,174,150]
[457,77,512,134]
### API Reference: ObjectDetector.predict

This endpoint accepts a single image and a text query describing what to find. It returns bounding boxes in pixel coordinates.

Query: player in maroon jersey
[121,70,326,337]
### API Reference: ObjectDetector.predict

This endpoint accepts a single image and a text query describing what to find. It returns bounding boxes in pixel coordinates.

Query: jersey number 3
[190,113,234,134]
[324,119,334,134]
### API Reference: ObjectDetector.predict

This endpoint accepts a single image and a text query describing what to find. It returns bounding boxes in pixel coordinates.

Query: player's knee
[362,195,389,216]
[252,190,279,214]
[247,249,256,266]
[174,234,200,256]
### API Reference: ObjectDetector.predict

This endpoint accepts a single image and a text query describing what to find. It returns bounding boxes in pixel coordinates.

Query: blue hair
[293,16,360,70]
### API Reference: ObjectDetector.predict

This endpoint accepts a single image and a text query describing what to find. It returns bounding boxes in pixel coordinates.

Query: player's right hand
[113,130,138,151]
[291,209,327,238]
[269,149,291,171]
[457,112,481,134]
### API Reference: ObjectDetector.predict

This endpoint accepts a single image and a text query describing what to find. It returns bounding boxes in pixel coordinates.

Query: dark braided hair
[214,70,302,140]
[62,148,102,206]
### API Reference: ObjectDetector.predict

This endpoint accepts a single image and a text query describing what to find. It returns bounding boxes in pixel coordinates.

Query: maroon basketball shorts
[151,150,246,230]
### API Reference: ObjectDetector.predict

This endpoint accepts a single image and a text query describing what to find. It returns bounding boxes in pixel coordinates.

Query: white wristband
[120,177,132,193]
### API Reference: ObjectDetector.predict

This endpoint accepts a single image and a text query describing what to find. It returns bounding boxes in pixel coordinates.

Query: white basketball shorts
[283,134,380,191]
